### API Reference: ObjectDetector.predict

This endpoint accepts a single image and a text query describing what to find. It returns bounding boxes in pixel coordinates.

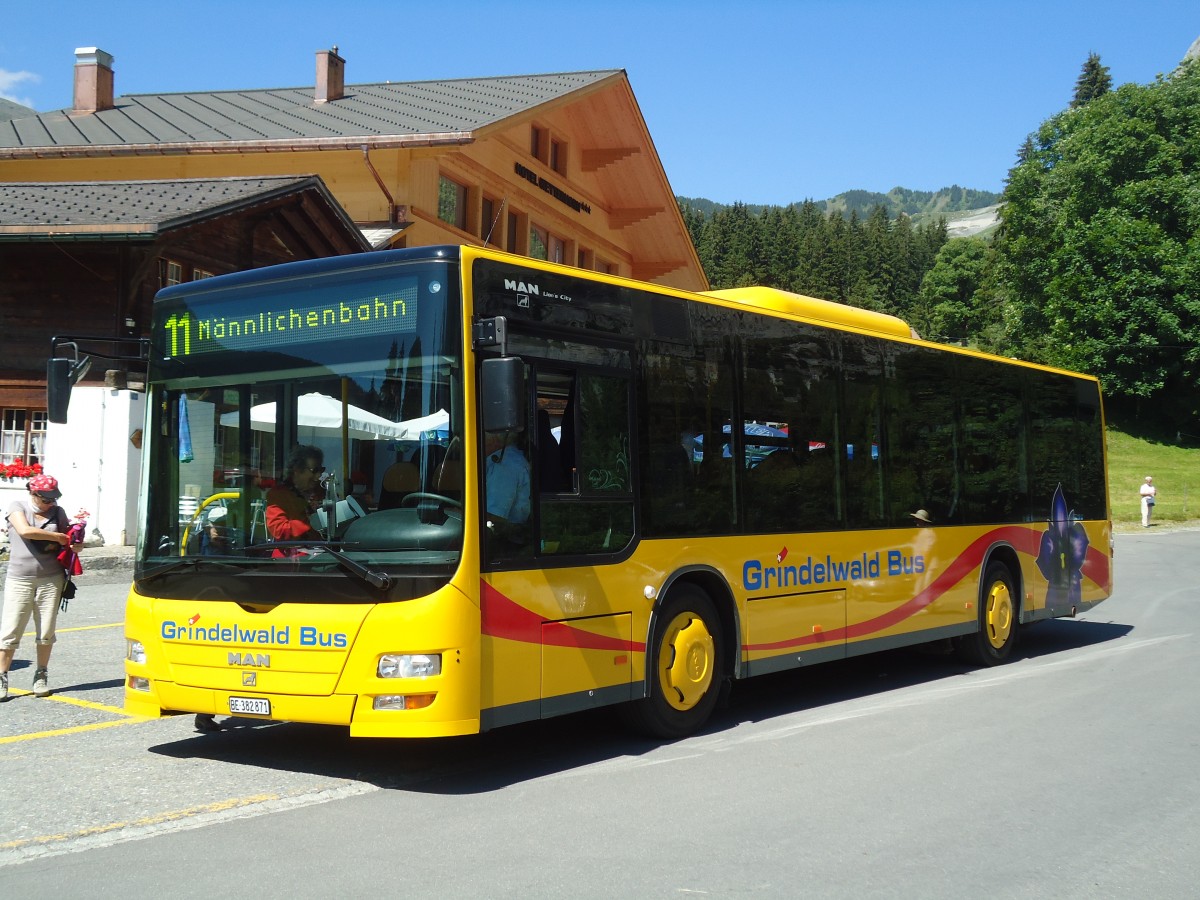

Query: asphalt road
[1,530,1197,898]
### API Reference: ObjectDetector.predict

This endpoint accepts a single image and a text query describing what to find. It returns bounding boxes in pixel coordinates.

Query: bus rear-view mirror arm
[47,335,150,424]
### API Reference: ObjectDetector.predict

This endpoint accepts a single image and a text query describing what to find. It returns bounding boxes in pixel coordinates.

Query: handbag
[60,574,77,611]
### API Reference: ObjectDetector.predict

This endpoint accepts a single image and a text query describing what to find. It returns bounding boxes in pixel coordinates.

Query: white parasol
[219,392,407,441]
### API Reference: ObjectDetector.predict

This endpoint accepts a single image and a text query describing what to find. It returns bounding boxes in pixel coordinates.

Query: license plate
[229,696,271,716]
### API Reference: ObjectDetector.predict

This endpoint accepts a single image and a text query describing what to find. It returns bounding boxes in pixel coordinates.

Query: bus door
[481,354,638,716]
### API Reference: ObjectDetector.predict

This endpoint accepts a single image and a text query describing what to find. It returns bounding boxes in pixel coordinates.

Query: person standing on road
[1139,476,1158,528]
[1,475,83,700]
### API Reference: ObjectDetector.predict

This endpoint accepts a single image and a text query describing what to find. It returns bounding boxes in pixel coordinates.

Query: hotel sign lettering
[514,162,591,215]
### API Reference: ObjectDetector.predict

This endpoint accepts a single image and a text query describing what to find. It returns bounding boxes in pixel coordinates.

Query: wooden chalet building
[0,47,704,288]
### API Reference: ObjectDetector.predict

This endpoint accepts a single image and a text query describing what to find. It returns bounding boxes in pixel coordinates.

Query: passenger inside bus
[265,445,325,544]
[199,506,232,555]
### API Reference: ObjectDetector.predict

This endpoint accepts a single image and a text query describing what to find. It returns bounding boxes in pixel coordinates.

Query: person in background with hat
[1,474,83,700]
[909,509,933,526]
[1139,476,1157,527]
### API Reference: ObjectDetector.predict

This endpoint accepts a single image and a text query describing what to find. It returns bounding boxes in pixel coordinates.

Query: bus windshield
[138,254,464,595]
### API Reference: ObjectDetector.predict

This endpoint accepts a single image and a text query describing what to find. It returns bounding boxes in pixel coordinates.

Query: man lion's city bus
[121,245,1112,738]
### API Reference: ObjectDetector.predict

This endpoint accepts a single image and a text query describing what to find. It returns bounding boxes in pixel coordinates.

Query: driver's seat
[377,460,419,510]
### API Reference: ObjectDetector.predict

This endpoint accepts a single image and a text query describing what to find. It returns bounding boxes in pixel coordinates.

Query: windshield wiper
[241,541,392,590]
[139,556,245,583]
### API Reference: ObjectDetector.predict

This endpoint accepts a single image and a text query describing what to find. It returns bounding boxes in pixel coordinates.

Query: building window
[1,409,47,468]
[531,125,548,164]
[550,138,567,175]
[530,225,549,260]
[438,175,469,231]
[549,234,565,264]
[578,247,594,269]
[482,196,503,246]
[162,259,218,285]
[507,210,521,254]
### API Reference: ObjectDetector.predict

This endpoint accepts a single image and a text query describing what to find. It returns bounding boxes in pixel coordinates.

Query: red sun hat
[28,474,62,498]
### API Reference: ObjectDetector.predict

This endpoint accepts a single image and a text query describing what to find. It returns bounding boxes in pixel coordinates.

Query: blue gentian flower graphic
[1035,485,1089,614]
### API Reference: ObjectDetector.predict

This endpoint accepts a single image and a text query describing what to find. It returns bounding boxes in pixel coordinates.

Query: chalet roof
[0,176,368,249]
[0,70,622,154]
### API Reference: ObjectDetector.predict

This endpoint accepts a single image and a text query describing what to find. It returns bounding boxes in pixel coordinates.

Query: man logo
[242,672,257,687]
[229,652,270,667]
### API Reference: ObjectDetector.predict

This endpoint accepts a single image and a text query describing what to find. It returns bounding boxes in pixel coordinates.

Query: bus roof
[701,286,915,340]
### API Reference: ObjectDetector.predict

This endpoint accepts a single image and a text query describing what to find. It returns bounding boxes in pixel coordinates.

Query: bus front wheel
[621,585,723,740]
[956,561,1018,666]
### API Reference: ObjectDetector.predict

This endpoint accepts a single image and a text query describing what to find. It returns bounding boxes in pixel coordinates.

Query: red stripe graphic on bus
[745,525,1111,652]
[481,580,644,652]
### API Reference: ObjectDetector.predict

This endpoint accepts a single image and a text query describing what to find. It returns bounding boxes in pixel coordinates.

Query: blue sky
[2,1,1196,204]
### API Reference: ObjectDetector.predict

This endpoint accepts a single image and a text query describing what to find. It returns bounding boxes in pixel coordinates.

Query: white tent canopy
[219,392,408,441]
[393,408,450,439]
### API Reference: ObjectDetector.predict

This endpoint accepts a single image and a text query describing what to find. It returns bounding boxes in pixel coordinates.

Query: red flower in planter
[1,461,44,480]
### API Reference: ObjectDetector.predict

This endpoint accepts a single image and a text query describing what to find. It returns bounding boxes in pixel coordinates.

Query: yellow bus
[121,245,1112,738]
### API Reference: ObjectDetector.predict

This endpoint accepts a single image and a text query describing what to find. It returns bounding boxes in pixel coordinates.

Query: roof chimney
[73,47,115,113]
[315,47,344,103]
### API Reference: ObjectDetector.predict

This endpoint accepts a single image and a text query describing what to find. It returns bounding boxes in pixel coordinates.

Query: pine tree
[1071,52,1112,108]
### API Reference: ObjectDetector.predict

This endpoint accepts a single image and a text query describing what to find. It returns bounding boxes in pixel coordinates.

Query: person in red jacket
[265,445,325,545]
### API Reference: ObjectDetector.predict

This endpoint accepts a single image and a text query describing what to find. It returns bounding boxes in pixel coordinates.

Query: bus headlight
[378,653,441,678]
[127,640,146,664]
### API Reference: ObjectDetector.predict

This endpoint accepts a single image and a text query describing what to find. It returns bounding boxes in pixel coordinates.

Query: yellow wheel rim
[983,580,1014,650]
[657,611,715,711]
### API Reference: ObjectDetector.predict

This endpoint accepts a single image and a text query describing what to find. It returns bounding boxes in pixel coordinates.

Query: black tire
[620,585,724,739]
[956,561,1019,666]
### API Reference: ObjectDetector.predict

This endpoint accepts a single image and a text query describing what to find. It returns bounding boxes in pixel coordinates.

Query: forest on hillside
[679,199,950,334]
[679,55,1200,437]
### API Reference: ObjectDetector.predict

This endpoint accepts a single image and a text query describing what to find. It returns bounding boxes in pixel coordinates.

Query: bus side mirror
[481,357,525,433]
[46,354,92,424]
[47,358,73,424]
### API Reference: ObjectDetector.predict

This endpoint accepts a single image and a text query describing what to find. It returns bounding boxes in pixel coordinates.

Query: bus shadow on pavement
[147,618,1132,793]
[59,677,125,695]
[723,617,1133,726]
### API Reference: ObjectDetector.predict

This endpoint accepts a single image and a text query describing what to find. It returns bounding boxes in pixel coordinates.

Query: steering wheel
[400,491,464,511]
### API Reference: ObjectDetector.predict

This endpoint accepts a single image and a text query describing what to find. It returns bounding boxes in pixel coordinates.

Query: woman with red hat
[1,474,83,700]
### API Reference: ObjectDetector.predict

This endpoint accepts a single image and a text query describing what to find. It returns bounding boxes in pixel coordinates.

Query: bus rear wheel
[621,585,723,740]
[956,561,1018,666]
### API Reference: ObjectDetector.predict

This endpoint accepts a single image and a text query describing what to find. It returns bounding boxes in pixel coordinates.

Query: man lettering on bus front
[484,429,531,539]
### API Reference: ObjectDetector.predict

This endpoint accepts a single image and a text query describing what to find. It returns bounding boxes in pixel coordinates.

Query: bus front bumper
[124,680,480,738]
